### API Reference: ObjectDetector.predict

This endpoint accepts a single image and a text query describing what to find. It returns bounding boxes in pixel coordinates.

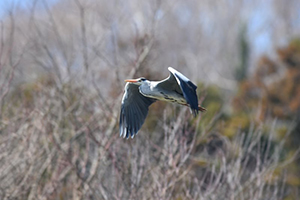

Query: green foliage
[235,24,249,81]
[197,84,223,125]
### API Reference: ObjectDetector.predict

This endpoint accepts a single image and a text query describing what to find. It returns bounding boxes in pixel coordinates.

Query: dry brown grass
[0,73,297,199]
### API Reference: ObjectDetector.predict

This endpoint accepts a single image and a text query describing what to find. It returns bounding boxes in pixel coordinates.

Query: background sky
[0,0,58,17]
[0,0,299,84]
[1,0,298,63]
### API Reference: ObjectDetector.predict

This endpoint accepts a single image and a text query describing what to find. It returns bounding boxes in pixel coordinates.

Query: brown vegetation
[0,0,300,199]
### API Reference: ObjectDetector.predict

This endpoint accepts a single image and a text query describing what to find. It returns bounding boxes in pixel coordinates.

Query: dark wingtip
[187,80,197,90]
[190,105,206,116]
[192,109,198,117]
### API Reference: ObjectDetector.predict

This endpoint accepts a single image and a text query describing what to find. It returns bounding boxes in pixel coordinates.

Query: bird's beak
[125,79,138,83]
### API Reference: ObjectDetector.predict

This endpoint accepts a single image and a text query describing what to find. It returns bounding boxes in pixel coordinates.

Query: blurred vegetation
[0,0,300,199]
[235,24,250,82]
[1,38,300,200]
[230,38,300,191]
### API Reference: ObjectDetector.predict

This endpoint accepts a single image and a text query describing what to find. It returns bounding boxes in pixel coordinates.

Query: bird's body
[120,67,206,138]
[139,81,186,104]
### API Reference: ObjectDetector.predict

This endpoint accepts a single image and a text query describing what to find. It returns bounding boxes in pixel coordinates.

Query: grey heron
[119,67,206,138]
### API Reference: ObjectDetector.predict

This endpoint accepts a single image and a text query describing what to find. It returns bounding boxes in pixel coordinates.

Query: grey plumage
[119,83,156,138]
[119,67,205,138]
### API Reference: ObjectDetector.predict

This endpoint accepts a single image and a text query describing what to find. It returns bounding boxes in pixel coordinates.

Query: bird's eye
[140,78,146,82]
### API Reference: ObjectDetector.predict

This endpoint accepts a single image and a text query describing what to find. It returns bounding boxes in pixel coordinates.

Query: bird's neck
[139,81,154,98]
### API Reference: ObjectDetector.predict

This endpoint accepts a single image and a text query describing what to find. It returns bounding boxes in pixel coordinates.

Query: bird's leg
[181,103,207,112]
[198,105,207,112]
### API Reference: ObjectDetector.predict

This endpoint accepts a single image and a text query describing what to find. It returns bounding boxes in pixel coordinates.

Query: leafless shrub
[0,0,299,199]
[0,75,297,199]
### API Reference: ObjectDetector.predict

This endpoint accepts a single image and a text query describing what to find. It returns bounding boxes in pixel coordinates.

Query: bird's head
[125,77,147,85]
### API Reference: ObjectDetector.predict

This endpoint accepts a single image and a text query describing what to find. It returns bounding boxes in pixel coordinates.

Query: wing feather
[119,83,156,138]
[168,67,199,115]
[156,70,182,95]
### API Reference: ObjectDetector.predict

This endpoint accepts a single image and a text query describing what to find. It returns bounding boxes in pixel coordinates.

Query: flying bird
[119,67,206,138]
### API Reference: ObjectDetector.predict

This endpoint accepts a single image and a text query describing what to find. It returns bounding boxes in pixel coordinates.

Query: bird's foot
[181,103,206,112]
[198,105,207,112]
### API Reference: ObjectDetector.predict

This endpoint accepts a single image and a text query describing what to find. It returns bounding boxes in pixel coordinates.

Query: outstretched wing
[155,68,183,95]
[167,67,199,116]
[119,83,156,138]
